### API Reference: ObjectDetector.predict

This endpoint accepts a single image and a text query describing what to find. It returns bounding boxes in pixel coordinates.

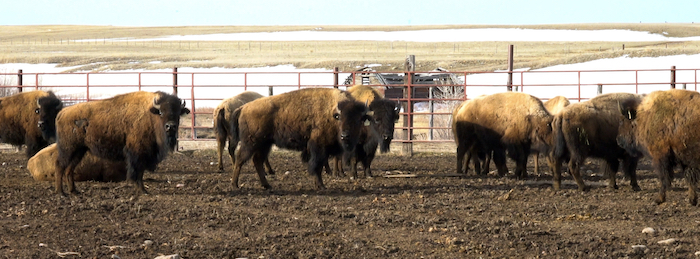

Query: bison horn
[36,99,41,108]
[181,100,186,108]
[366,110,374,116]
[152,97,161,110]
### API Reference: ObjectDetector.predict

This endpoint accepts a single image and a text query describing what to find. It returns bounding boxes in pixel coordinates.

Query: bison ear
[181,107,191,115]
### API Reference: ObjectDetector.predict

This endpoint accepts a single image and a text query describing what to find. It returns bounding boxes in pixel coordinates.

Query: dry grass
[1,24,699,72]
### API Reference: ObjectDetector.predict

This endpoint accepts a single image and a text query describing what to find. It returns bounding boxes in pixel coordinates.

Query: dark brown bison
[0,90,62,158]
[231,88,371,190]
[550,92,642,191]
[617,89,700,205]
[452,92,553,178]
[213,91,273,174]
[28,143,126,182]
[532,96,570,174]
[340,84,399,178]
[53,91,190,195]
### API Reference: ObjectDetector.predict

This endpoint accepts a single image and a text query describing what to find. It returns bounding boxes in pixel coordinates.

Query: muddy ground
[1,147,699,259]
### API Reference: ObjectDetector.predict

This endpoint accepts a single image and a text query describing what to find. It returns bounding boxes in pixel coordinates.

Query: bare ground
[1,147,699,258]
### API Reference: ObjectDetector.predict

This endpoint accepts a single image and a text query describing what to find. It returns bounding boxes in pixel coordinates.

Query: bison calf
[28,143,126,182]
[0,91,62,158]
[54,91,190,195]
[617,89,700,205]
[231,88,370,190]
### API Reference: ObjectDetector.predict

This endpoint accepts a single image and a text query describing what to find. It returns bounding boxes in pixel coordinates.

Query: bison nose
[38,121,45,129]
[340,132,349,141]
[383,134,392,140]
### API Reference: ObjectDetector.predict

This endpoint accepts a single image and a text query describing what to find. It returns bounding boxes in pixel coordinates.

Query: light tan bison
[452,92,553,178]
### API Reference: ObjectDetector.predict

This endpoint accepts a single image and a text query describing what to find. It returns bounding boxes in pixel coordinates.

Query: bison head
[616,100,645,158]
[149,92,191,151]
[334,100,371,153]
[529,114,554,154]
[36,91,63,142]
[368,99,400,153]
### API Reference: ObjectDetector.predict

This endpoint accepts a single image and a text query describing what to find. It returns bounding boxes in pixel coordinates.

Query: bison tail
[552,115,566,159]
[230,107,242,145]
[214,107,228,142]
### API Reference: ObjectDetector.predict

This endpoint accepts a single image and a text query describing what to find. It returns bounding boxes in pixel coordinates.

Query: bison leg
[232,144,254,189]
[306,144,327,190]
[264,159,275,175]
[567,158,587,191]
[686,167,699,206]
[509,145,530,179]
[653,157,674,205]
[479,150,491,175]
[492,149,508,177]
[533,151,540,175]
[456,142,469,174]
[550,154,563,191]
[603,158,621,190]
[252,152,271,189]
[215,133,227,172]
[125,155,148,194]
[55,148,87,196]
[361,145,376,178]
[622,156,641,191]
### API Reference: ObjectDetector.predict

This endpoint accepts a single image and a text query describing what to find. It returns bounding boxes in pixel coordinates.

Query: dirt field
[1,146,699,258]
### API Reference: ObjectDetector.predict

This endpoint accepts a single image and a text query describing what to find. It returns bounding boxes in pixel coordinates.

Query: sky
[1,0,698,26]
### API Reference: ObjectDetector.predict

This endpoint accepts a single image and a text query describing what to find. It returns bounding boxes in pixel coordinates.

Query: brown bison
[340,84,399,178]
[550,92,642,191]
[213,91,273,174]
[617,89,700,205]
[231,88,371,190]
[53,91,190,195]
[452,92,553,178]
[0,90,62,158]
[28,143,126,182]
[532,96,570,174]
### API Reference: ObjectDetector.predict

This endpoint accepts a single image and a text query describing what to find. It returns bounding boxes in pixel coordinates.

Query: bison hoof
[631,185,642,192]
[654,196,665,205]
[262,184,272,189]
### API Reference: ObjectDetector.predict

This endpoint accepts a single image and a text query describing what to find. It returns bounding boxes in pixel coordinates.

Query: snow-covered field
[1,29,699,107]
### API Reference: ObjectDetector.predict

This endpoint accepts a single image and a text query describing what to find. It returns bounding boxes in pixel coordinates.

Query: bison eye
[333,113,340,120]
[35,108,40,114]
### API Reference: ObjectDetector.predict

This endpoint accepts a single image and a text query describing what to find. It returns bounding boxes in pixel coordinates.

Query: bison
[452,92,553,178]
[28,143,126,182]
[550,92,642,191]
[0,90,62,158]
[53,91,190,195]
[230,88,371,190]
[532,96,570,174]
[213,91,273,174]
[339,84,399,178]
[617,89,700,205]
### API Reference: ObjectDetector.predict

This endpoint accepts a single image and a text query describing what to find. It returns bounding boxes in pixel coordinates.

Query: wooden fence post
[670,66,676,89]
[172,67,178,95]
[17,69,23,93]
[402,55,415,156]
[507,45,514,91]
[333,67,339,88]
[597,84,603,95]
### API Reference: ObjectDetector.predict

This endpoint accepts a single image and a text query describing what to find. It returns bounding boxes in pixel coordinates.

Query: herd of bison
[2,86,700,258]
